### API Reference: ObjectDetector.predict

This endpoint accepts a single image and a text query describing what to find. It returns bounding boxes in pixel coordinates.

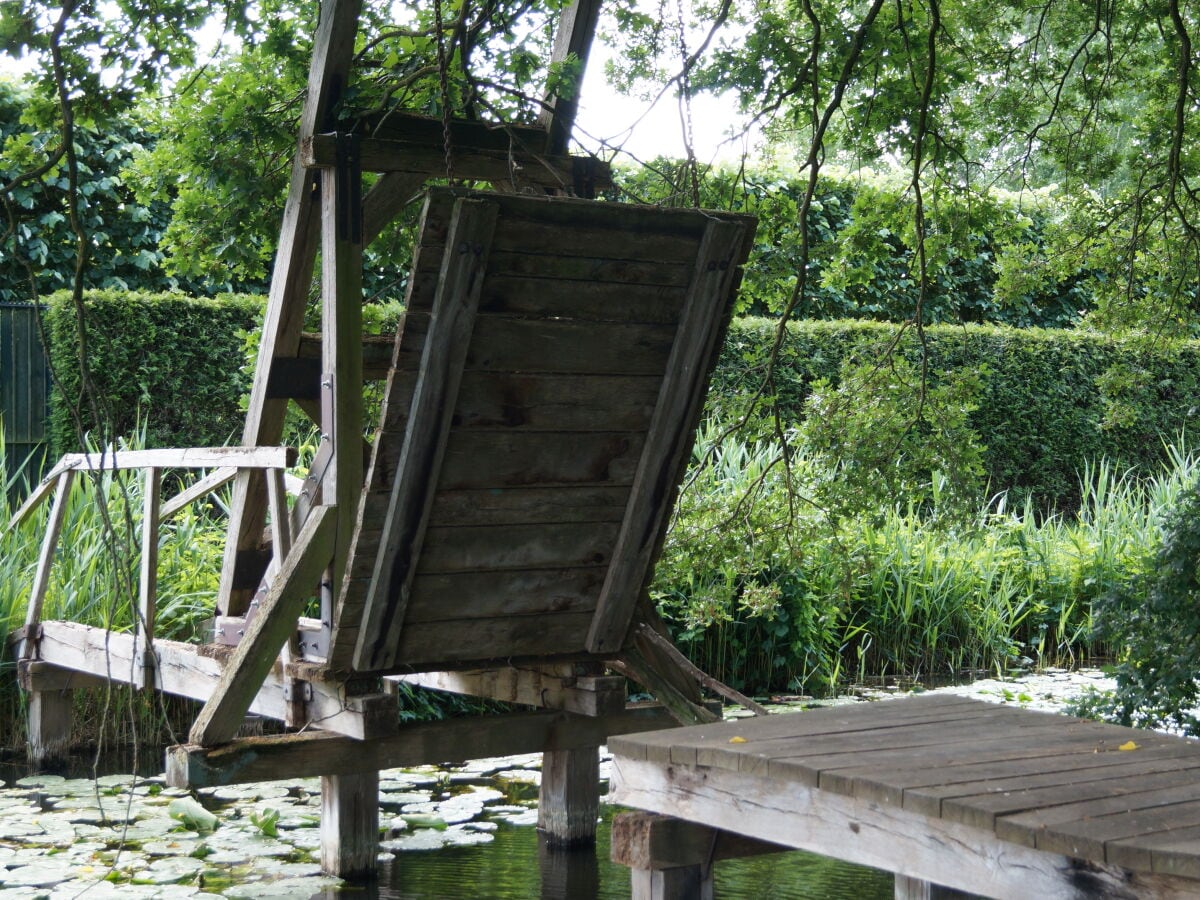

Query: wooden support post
[537,835,600,900]
[19,469,74,659]
[218,0,362,617]
[538,745,600,846]
[539,0,604,157]
[630,866,713,900]
[320,770,379,878]
[27,689,73,766]
[137,467,161,690]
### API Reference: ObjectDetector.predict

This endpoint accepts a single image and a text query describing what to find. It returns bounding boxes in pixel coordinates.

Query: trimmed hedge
[45,290,262,456]
[716,319,1200,510]
[40,291,1200,511]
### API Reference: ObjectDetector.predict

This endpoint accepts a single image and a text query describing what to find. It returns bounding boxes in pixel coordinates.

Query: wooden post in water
[27,689,72,766]
[894,875,973,900]
[320,771,379,877]
[538,745,600,846]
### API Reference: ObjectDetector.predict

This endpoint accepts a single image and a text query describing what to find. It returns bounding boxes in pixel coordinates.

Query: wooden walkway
[608,694,1200,899]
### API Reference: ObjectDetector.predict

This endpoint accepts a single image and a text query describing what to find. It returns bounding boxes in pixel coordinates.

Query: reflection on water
[374,808,893,900]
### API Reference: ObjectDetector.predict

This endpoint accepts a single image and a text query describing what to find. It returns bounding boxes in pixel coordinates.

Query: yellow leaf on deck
[1119,740,1139,751]
[729,736,747,743]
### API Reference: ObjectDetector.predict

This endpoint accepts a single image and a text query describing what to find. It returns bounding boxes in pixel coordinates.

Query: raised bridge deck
[608,694,1200,899]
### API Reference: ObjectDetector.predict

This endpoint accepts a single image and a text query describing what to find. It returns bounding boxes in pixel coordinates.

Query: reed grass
[655,423,1197,696]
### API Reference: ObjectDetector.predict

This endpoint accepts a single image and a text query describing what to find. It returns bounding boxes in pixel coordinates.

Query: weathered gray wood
[393,666,624,716]
[411,521,620,575]
[321,771,379,877]
[18,660,107,691]
[428,487,631,526]
[400,567,608,621]
[302,133,610,190]
[219,0,362,617]
[167,704,679,787]
[191,506,337,746]
[137,467,161,690]
[321,134,365,592]
[160,467,237,520]
[610,811,791,871]
[27,689,73,765]
[390,611,597,668]
[539,746,601,846]
[588,219,749,654]
[19,469,74,659]
[540,0,603,156]
[357,109,550,154]
[32,621,387,738]
[351,198,498,672]
[609,755,1197,900]
[362,172,426,244]
[630,867,713,900]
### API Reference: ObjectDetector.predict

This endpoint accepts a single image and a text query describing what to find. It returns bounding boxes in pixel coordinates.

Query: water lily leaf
[167,797,219,834]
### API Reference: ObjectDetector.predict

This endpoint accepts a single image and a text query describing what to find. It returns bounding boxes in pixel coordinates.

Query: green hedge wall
[716,319,1200,510]
[40,292,1200,512]
[45,290,262,456]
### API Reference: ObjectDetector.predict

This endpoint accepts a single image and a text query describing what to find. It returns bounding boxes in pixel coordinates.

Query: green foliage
[716,318,1200,512]
[614,165,1089,329]
[1086,476,1200,736]
[43,290,262,455]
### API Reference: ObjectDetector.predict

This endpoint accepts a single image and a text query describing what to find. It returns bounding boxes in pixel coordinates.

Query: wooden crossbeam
[167,704,679,788]
[540,0,604,156]
[392,667,626,717]
[586,219,751,654]
[303,133,611,191]
[351,198,499,672]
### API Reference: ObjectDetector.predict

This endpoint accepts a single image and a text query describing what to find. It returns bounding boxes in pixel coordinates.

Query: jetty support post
[320,770,380,878]
[611,811,790,900]
[538,744,600,846]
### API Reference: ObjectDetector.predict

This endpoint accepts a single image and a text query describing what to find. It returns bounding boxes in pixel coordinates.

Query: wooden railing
[9,446,297,682]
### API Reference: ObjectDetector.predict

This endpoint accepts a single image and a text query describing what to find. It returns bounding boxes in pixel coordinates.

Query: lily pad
[222,875,341,898]
[131,855,206,884]
[167,797,219,834]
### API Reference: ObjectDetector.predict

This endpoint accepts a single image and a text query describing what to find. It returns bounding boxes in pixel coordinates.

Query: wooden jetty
[609,694,1200,899]
[7,0,759,880]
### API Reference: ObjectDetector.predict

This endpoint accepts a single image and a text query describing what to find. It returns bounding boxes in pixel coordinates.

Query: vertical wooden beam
[630,866,714,900]
[320,770,380,878]
[190,506,336,747]
[137,467,161,689]
[587,220,748,654]
[20,469,75,660]
[218,0,363,617]
[537,836,600,899]
[351,198,498,672]
[27,690,72,766]
[538,746,600,846]
[321,133,365,593]
[895,875,973,899]
[539,0,604,156]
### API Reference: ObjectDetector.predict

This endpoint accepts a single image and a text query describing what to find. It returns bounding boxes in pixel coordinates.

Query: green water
[373,808,894,899]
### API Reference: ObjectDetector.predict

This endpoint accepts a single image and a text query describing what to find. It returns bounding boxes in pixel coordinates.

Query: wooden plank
[393,611,596,667]
[1108,824,1200,878]
[588,219,749,653]
[351,199,499,672]
[478,277,686,323]
[302,133,610,190]
[486,250,691,287]
[137,467,161,689]
[413,521,621,574]
[436,431,644,491]
[19,469,74,659]
[33,621,387,737]
[383,372,663,432]
[362,172,426,245]
[18,660,107,691]
[191,505,337,746]
[610,811,792,871]
[489,222,699,265]
[356,110,550,154]
[539,746,601,845]
[401,567,608,621]
[168,703,680,787]
[393,666,624,716]
[160,467,237,520]
[428,486,631,527]
[608,756,1197,899]
[219,0,362,617]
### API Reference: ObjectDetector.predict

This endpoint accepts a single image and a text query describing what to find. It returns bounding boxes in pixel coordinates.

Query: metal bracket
[283,680,314,703]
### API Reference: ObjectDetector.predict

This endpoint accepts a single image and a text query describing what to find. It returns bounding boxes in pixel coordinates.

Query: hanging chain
[433,0,455,184]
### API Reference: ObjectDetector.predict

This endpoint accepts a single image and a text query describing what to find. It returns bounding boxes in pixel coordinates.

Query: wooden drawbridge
[9,0,756,878]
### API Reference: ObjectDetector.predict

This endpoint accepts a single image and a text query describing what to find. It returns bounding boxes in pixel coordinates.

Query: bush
[44,290,262,455]
[715,318,1200,511]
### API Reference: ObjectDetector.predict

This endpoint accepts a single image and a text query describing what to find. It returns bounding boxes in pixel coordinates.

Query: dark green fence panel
[1,303,51,495]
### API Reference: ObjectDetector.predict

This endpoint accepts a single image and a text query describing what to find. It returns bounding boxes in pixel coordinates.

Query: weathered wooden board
[409,522,620,575]
[393,611,597,666]
[401,567,608,621]
[428,486,631,526]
